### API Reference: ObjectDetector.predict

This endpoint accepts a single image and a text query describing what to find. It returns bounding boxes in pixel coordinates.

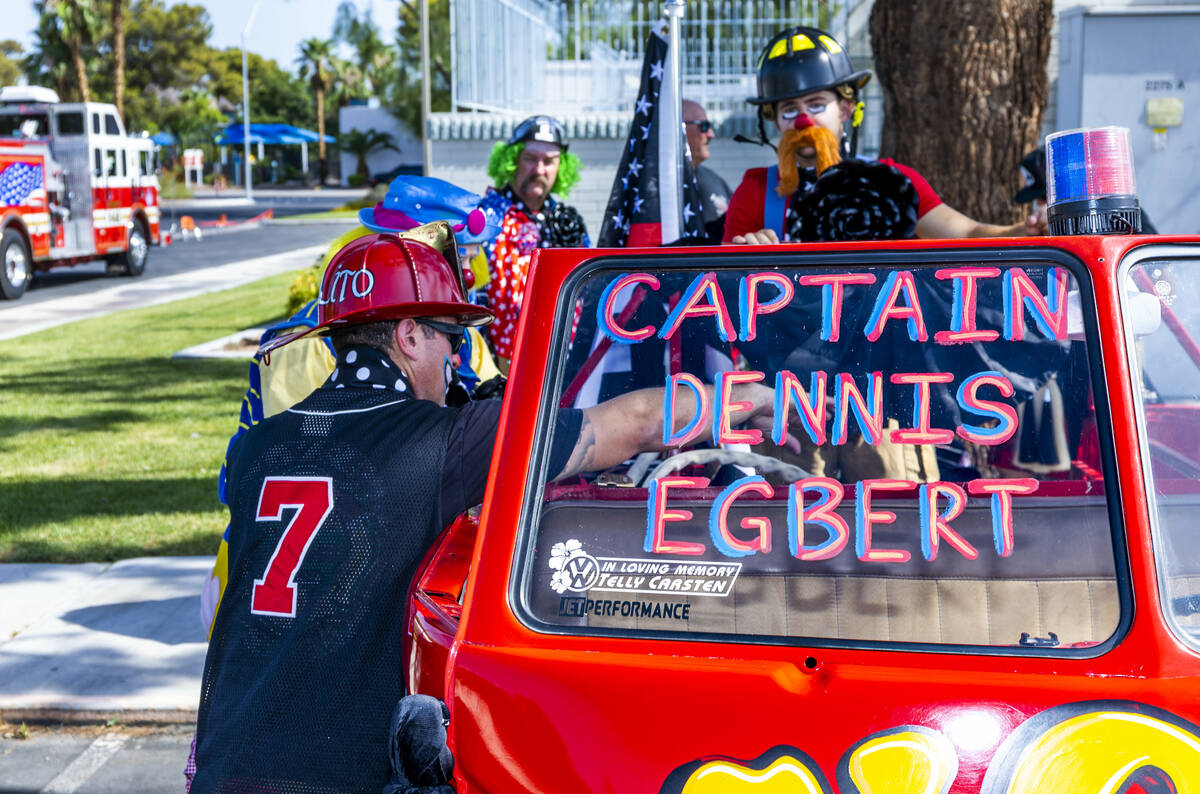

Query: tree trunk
[869,0,1052,225]
[316,88,327,182]
[68,38,90,102]
[111,0,125,119]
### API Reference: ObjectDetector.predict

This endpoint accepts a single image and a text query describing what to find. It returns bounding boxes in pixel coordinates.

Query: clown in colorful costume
[482,115,589,366]
[724,26,1046,245]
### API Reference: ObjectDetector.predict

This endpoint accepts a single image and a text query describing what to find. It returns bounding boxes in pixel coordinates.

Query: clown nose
[793,114,815,130]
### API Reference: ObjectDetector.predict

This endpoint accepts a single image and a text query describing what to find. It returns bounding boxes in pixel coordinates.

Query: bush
[347,172,367,187]
[158,170,194,199]
[285,263,322,317]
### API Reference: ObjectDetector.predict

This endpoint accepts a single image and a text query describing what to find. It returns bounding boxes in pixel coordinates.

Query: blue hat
[358,176,500,244]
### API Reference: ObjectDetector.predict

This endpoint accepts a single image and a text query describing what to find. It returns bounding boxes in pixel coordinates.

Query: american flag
[0,161,44,207]
[597,27,706,247]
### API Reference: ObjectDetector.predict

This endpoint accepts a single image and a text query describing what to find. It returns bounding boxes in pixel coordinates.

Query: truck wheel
[0,227,31,300]
[106,221,149,276]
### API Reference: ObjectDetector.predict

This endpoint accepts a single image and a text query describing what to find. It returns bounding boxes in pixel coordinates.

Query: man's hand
[1023,203,1048,236]
[553,380,804,481]
[729,228,780,246]
[740,382,802,455]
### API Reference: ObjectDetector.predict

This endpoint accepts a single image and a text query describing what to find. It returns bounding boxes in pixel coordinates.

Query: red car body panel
[407,234,1200,792]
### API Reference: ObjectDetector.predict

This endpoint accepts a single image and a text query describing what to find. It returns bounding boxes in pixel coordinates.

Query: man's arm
[916,203,1046,239]
[722,171,769,243]
[553,382,789,481]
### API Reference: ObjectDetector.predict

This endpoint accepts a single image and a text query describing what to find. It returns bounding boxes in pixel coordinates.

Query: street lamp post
[241,0,263,200]
[420,0,432,175]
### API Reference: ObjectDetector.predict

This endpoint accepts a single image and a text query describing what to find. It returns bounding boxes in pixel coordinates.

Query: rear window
[515,253,1125,653]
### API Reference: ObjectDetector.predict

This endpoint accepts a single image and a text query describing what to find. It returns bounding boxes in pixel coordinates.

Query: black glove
[382,695,455,794]
[472,375,507,401]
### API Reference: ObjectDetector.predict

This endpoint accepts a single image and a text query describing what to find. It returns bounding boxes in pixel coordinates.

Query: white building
[340,0,1199,234]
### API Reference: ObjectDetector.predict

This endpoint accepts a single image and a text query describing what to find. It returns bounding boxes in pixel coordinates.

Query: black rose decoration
[542,203,588,248]
[795,160,919,242]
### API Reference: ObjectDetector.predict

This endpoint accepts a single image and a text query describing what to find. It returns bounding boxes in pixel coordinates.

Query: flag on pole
[597,26,706,247]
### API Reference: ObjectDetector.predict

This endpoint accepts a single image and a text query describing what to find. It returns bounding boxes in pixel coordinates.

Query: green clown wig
[487,141,583,198]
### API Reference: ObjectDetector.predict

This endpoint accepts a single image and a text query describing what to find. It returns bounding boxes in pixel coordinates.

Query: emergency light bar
[1046,126,1142,235]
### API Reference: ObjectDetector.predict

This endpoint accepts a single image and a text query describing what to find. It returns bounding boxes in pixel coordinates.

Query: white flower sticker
[550,569,573,594]
[548,538,597,593]
[549,538,585,570]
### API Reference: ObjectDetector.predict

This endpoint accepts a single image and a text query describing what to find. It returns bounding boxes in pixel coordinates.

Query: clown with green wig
[480,115,589,368]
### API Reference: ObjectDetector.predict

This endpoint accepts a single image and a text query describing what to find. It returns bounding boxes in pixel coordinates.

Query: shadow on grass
[0,528,222,564]
[0,357,246,401]
[0,477,218,530]
[0,356,249,450]
[0,409,143,442]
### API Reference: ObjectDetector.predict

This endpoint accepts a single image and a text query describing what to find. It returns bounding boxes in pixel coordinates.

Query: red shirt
[721,159,943,242]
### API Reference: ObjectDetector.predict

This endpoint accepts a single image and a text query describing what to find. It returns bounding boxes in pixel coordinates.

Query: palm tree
[111,0,126,118]
[340,128,401,180]
[296,37,337,182]
[333,1,396,98]
[330,56,366,108]
[51,0,99,102]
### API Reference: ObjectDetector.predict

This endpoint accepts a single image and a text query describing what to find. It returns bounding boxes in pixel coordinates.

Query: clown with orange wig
[724,26,1045,245]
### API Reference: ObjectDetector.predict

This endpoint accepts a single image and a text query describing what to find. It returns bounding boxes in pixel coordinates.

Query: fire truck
[0,85,162,300]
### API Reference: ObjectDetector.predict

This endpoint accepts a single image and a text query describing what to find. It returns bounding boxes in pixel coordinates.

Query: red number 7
[251,477,333,617]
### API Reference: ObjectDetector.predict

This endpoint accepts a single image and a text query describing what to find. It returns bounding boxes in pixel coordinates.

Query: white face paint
[444,356,456,397]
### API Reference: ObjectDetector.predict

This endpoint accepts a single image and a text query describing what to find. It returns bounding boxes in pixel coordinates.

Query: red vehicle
[0,86,162,300]
[406,231,1200,792]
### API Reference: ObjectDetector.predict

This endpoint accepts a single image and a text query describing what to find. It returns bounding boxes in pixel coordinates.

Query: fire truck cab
[0,85,162,300]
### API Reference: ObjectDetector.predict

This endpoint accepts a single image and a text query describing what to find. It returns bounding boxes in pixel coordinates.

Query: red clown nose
[793,114,815,130]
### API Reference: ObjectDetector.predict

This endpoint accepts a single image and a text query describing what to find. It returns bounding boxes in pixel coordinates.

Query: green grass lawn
[0,271,303,563]
[281,209,362,221]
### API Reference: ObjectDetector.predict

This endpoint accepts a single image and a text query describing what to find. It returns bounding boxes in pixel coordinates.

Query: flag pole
[658,0,686,243]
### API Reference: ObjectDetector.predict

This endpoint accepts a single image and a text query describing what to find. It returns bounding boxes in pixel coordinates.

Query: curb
[168,220,265,239]
[265,216,360,226]
[161,198,255,209]
[1,708,197,726]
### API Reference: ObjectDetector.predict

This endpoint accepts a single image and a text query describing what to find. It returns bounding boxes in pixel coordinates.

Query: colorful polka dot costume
[480,187,589,359]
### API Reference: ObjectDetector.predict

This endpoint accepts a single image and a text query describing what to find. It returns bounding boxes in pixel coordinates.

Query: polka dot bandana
[324,345,413,397]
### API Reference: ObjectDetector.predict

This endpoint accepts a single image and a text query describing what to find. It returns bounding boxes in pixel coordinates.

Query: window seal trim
[1118,243,1200,653]
[507,246,1131,660]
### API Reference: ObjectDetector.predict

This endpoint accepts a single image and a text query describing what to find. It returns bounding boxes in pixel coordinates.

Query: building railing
[451,0,868,114]
[447,0,880,156]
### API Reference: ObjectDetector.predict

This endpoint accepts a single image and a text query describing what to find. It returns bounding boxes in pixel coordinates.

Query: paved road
[8,222,350,309]
[162,188,366,224]
[0,723,193,793]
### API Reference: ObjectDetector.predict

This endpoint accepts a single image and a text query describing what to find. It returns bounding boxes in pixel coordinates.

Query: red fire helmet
[260,225,494,355]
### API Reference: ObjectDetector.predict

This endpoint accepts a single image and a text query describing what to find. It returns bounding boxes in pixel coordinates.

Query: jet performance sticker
[548,539,741,597]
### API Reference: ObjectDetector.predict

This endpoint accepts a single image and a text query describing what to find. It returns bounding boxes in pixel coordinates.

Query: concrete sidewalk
[0,558,213,724]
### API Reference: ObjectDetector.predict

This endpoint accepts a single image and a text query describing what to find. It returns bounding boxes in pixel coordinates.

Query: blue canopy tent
[150,131,177,147]
[215,123,335,177]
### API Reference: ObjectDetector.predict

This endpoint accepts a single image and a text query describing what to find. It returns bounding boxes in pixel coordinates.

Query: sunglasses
[684,119,714,133]
[417,319,467,354]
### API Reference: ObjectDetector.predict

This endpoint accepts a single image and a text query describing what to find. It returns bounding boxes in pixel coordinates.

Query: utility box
[1057,5,1200,234]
